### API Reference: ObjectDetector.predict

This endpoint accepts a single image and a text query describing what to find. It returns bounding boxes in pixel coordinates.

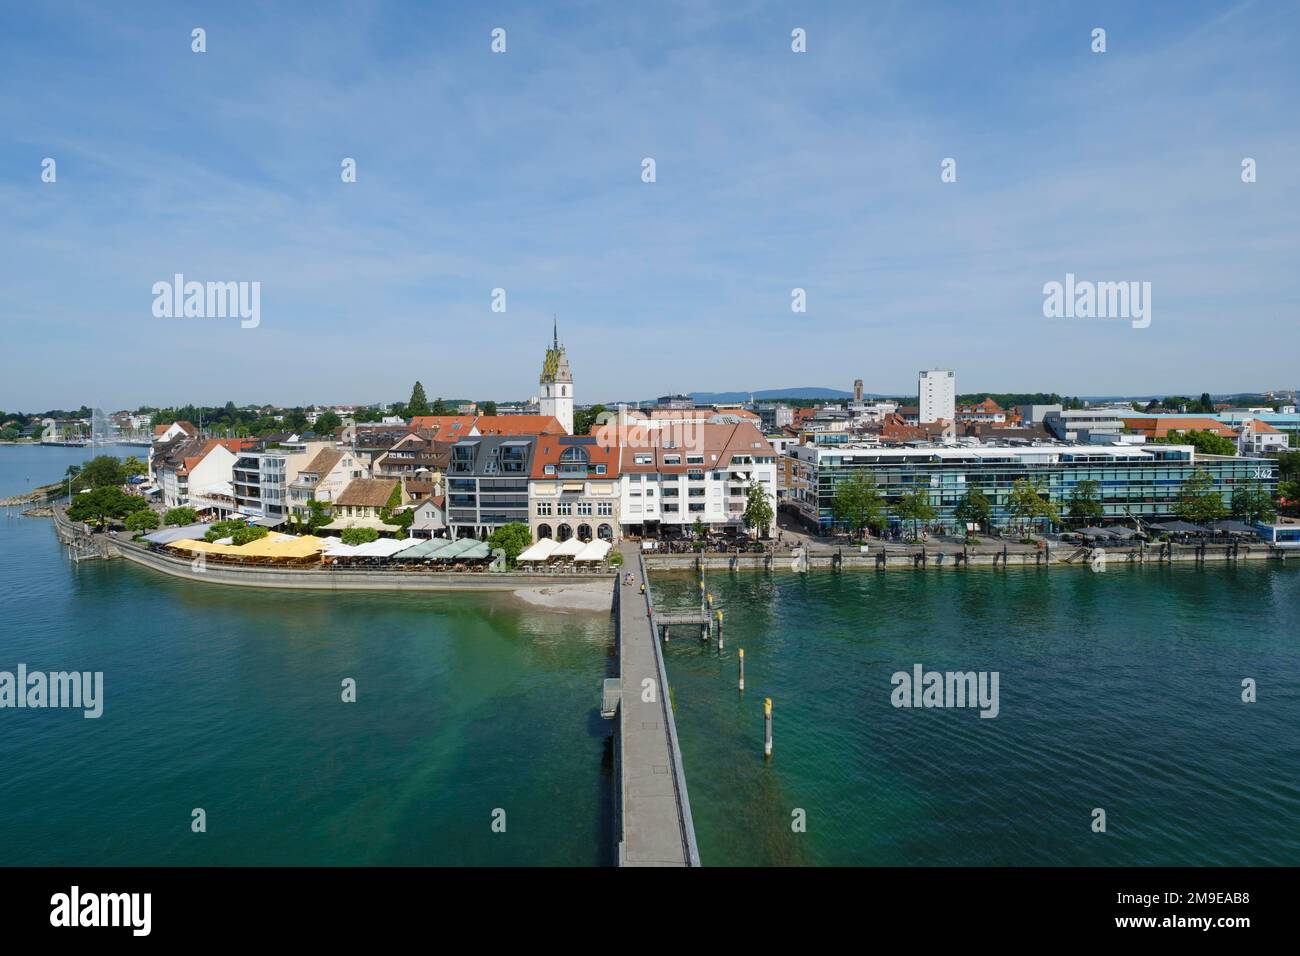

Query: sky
[2,0,1297,412]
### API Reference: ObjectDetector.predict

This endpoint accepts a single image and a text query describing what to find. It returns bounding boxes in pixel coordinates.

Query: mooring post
[738,647,745,691]
[716,609,724,650]
[764,697,773,758]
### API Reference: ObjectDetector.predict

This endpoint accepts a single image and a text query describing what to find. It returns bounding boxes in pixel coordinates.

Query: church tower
[539,317,574,434]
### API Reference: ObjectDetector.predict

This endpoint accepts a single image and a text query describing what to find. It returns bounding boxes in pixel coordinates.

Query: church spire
[553,314,559,351]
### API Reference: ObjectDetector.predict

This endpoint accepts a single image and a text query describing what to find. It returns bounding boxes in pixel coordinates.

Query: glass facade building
[789,442,1279,532]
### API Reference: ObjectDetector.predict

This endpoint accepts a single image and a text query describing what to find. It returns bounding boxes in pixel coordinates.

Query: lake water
[4,445,1297,866]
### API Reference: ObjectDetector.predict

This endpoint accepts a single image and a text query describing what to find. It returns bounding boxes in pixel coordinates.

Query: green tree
[341,527,380,546]
[205,519,250,542]
[1230,482,1276,523]
[1175,468,1228,524]
[480,400,498,417]
[163,507,198,527]
[573,404,608,436]
[1154,429,1237,457]
[830,473,886,536]
[1277,450,1300,481]
[1007,478,1059,532]
[125,510,160,533]
[121,456,147,477]
[314,410,342,434]
[743,480,774,538]
[306,499,332,533]
[954,486,993,533]
[893,489,937,539]
[430,397,450,416]
[73,455,127,491]
[1277,479,1300,503]
[692,517,707,540]
[407,382,431,418]
[1065,479,1105,526]
[488,522,532,565]
[67,486,147,529]
[230,524,270,546]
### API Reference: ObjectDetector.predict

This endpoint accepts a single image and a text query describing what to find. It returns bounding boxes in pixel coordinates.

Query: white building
[1237,419,1288,456]
[919,369,955,424]
[617,421,778,537]
[538,319,574,435]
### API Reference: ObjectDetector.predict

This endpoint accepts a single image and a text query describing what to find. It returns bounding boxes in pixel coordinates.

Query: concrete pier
[614,543,700,867]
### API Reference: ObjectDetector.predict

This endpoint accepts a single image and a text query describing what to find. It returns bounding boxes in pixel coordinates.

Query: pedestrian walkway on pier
[614,543,699,867]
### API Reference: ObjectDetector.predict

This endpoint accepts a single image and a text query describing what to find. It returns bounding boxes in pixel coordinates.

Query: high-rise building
[853,379,864,403]
[918,369,955,424]
[538,317,574,435]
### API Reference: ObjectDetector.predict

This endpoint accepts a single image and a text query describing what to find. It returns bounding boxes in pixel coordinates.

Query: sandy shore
[512,582,614,612]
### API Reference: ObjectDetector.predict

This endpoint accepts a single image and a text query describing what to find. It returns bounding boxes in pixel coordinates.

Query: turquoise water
[0,446,615,865]
[654,565,1300,865]
[5,446,1298,866]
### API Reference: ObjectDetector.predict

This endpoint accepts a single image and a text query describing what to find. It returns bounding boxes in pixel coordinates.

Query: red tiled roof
[473,415,566,436]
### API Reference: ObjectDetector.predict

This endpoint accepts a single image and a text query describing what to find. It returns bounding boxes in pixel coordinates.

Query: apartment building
[618,421,778,537]
[232,439,331,524]
[288,447,369,518]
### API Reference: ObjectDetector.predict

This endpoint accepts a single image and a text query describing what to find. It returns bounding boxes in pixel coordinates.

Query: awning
[552,538,585,558]
[143,523,212,544]
[574,540,611,562]
[393,538,459,560]
[517,538,560,562]
[252,516,285,528]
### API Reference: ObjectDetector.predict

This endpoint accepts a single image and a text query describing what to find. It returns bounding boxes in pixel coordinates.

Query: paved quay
[615,543,699,867]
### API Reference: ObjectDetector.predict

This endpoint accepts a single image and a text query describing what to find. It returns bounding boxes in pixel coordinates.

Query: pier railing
[639,550,701,867]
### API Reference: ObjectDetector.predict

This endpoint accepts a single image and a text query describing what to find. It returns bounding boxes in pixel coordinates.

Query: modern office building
[918,369,955,424]
[788,441,1279,533]
[445,435,538,539]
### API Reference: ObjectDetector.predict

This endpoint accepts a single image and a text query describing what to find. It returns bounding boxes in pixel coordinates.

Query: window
[558,502,573,516]
[536,502,552,516]
[597,501,613,516]
[577,502,592,516]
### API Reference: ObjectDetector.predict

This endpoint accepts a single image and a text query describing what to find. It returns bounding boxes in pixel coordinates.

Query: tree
[1154,429,1236,457]
[692,517,707,540]
[1065,479,1105,526]
[481,400,498,417]
[1007,478,1059,532]
[230,524,270,546]
[954,486,993,533]
[67,487,147,529]
[1175,469,1228,524]
[830,473,886,536]
[164,507,198,527]
[1277,479,1300,503]
[341,527,379,546]
[125,510,160,533]
[1231,482,1276,523]
[893,489,937,539]
[121,456,147,477]
[488,522,532,565]
[74,455,127,491]
[408,382,431,418]
[315,410,342,434]
[1196,392,1215,413]
[743,481,774,538]
[430,397,450,416]
[306,499,332,533]
[205,519,250,542]
[573,404,608,436]
[1277,450,1300,481]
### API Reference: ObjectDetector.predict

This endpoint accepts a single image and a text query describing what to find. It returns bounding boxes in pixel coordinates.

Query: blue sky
[2,0,1297,411]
